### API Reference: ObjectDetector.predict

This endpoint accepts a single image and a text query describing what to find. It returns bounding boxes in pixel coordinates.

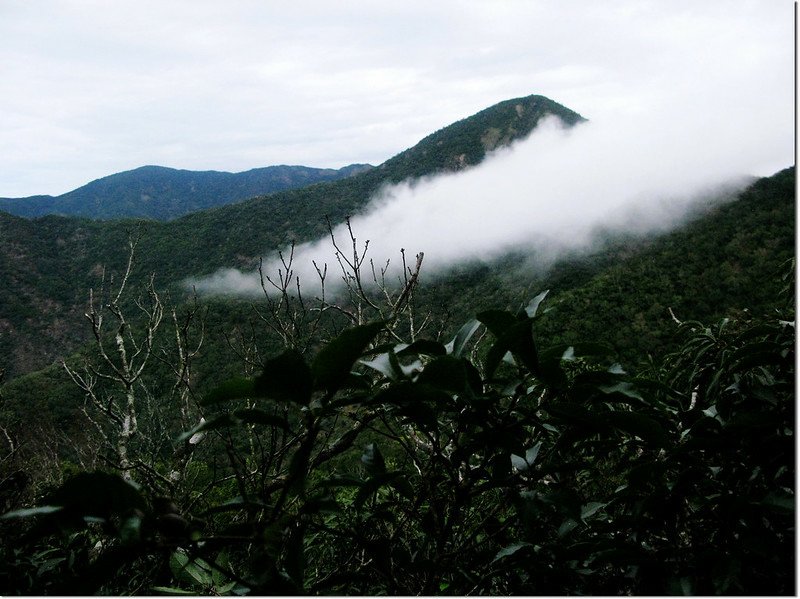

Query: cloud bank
[189,106,790,298]
[184,0,792,298]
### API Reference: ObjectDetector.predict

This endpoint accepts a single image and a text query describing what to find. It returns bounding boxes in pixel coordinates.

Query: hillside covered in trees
[0,163,372,221]
[0,94,794,595]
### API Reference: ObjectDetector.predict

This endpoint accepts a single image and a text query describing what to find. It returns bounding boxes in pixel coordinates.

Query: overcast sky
[0,0,793,198]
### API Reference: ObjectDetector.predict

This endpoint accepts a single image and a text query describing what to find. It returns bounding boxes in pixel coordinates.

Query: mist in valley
[188,99,788,299]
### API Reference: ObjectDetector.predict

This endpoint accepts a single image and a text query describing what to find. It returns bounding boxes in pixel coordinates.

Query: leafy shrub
[0,292,793,595]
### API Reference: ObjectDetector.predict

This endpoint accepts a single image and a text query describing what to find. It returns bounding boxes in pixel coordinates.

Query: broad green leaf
[667,577,694,596]
[202,377,255,406]
[524,290,550,318]
[177,409,289,443]
[177,415,236,442]
[361,443,386,477]
[445,319,482,357]
[119,514,142,545]
[255,350,313,404]
[761,491,794,514]
[558,518,579,538]
[393,398,439,430]
[525,441,542,466]
[580,501,607,520]
[371,380,450,422]
[312,321,384,392]
[1,505,63,519]
[36,556,66,574]
[511,442,542,472]
[46,472,146,518]
[217,581,237,594]
[598,382,644,402]
[169,550,189,573]
[483,318,539,377]
[477,309,518,337]
[360,351,403,381]
[416,355,468,394]
[492,542,533,563]
[184,561,213,588]
[152,586,196,595]
[510,453,529,472]
[729,350,785,373]
[211,553,230,588]
[170,551,213,588]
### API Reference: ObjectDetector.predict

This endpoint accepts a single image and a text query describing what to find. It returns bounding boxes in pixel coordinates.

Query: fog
[174,2,791,299]
[189,85,791,298]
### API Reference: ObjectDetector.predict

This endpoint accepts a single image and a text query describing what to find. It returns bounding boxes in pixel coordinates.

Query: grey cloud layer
[0,0,791,196]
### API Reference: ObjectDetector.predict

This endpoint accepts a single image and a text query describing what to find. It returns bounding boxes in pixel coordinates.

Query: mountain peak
[376,94,584,182]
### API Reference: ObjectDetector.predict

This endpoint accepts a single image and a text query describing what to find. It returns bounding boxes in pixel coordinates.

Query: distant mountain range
[0,163,372,221]
[0,94,586,379]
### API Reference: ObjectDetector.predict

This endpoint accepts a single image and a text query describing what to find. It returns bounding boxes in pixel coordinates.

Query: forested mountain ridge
[0,94,584,378]
[154,94,585,278]
[0,163,372,221]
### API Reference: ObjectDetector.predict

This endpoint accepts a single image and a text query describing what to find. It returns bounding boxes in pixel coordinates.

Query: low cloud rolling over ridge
[189,83,792,298]
[189,0,791,298]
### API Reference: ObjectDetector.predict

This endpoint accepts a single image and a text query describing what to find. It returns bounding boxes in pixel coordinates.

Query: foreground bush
[0,294,793,595]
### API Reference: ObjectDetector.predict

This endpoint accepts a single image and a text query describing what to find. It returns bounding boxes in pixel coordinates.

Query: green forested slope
[540,167,795,361]
[0,163,372,221]
[416,167,795,365]
[1,166,793,438]
[0,184,793,593]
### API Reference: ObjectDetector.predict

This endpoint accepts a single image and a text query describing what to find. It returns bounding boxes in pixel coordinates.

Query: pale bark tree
[63,233,204,491]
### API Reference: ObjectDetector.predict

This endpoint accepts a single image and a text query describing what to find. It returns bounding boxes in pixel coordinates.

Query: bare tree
[253,242,328,354]
[324,217,428,340]
[62,233,204,492]
[251,217,429,357]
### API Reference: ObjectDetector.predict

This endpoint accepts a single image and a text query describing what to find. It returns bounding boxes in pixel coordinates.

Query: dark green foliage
[0,164,372,221]
[1,290,792,595]
[540,168,796,364]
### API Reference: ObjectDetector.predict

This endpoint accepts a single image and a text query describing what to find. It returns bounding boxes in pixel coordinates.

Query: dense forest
[0,94,794,595]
